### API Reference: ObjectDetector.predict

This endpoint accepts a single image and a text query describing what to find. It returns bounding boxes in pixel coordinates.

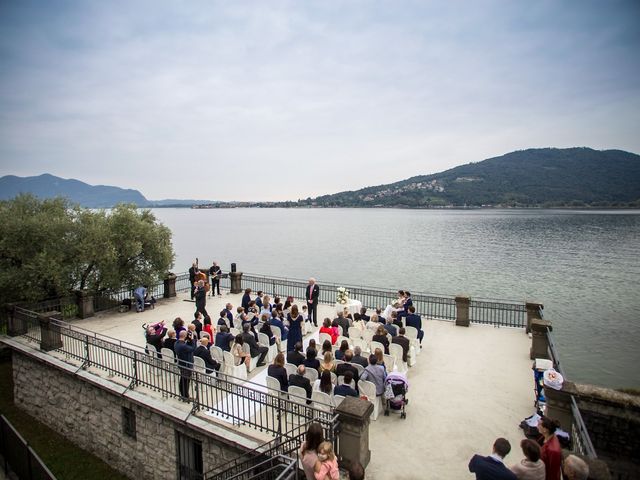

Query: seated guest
[287,341,306,367]
[335,340,349,360]
[321,340,333,357]
[375,308,386,322]
[215,325,234,352]
[313,370,334,396]
[289,364,313,404]
[269,313,289,341]
[319,318,339,345]
[392,327,411,363]
[260,319,276,346]
[162,329,177,352]
[374,348,387,373]
[405,306,424,345]
[372,325,390,354]
[217,309,230,329]
[360,355,386,396]
[390,311,403,329]
[224,303,234,325]
[336,350,360,384]
[303,348,320,373]
[334,311,351,337]
[360,307,370,322]
[145,320,167,356]
[351,313,366,333]
[267,353,289,391]
[384,316,398,337]
[366,314,380,332]
[342,306,354,322]
[319,351,336,373]
[234,307,247,330]
[510,439,545,480]
[241,288,252,312]
[468,437,517,480]
[203,316,214,339]
[231,334,251,368]
[241,323,268,367]
[334,370,358,397]
[194,337,221,374]
[307,339,317,352]
[351,346,369,368]
[192,312,203,337]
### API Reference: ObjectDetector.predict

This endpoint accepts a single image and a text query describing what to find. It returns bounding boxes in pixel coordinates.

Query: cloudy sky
[1,1,639,201]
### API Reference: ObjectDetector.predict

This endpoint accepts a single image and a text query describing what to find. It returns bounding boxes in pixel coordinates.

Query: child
[314,441,339,480]
[302,305,310,335]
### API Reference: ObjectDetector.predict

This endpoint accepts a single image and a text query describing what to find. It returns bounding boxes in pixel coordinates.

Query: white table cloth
[335,299,362,316]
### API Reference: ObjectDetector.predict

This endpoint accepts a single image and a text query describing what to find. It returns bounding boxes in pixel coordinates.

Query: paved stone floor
[69,290,535,480]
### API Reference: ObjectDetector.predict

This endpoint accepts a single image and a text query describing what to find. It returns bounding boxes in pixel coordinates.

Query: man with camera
[174,330,197,401]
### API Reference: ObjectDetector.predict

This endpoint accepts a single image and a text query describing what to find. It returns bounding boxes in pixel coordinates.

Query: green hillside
[303,148,640,208]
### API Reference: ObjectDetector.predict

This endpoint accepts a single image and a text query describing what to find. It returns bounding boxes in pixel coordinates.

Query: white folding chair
[353,363,365,376]
[362,330,374,343]
[357,379,380,420]
[161,348,175,363]
[333,395,346,407]
[383,354,395,373]
[336,336,350,348]
[285,363,298,377]
[389,343,408,373]
[318,332,332,346]
[258,332,277,362]
[351,338,367,352]
[193,356,206,374]
[369,341,384,355]
[288,385,309,414]
[266,375,282,394]
[211,346,224,364]
[334,359,345,367]
[271,325,288,353]
[404,326,421,356]
[303,368,318,383]
[223,351,247,380]
[311,391,333,412]
[348,327,362,339]
[336,325,343,336]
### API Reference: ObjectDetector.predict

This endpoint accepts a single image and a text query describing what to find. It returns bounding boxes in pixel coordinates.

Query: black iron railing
[9,307,335,440]
[0,414,57,480]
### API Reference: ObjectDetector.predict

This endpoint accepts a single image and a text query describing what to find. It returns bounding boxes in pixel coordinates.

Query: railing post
[164,273,177,298]
[5,303,26,336]
[74,289,94,319]
[83,335,90,369]
[526,301,544,334]
[455,295,470,327]
[335,396,373,470]
[38,313,62,352]
[530,318,552,360]
[230,271,243,294]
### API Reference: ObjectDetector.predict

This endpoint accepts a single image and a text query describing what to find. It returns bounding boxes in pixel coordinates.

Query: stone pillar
[229,272,243,294]
[526,301,544,334]
[5,302,27,336]
[75,290,94,319]
[455,295,470,327]
[544,380,576,435]
[530,318,552,360]
[164,274,177,298]
[335,396,374,470]
[39,312,63,352]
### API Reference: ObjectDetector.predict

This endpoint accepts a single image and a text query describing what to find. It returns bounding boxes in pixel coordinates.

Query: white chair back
[357,379,380,420]
[303,368,318,383]
[161,348,174,363]
[266,375,281,393]
[258,332,270,348]
[353,363,365,375]
[285,363,298,377]
[318,332,332,345]
[389,343,408,373]
[362,330,374,343]
[192,356,206,374]
[333,395,346,407]
[383,354,395,372]
[348,327,362,339]
[370,341,384,355]
[404,326,418,340]
[211,346,224,363]
[336,325,343,336]
[311,391,333,412]
[330,371,337,385]
[271,325,282,340]
[288,385,308,405]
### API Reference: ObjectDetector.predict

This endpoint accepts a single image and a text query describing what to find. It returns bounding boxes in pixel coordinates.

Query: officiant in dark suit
[305,277,320,326]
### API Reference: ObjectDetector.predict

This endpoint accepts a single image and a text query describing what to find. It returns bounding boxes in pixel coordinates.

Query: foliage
[0,194,175,304]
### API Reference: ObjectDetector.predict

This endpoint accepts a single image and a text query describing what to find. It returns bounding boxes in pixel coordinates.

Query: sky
[1,1,639,202]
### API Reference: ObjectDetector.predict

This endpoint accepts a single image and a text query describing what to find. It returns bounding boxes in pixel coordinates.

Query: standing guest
[360,355,387,396]
[313,370,334,396]
[194,337,220,373]
[562,455,589,480]
[303,348,320,373]
[194,280,208,318]
[203,316,214,339]
[134,285,147,313]
[163,329,177,352]
[254,291,264,309]
[392,328,411,363]
[405,306,424,345]
[468,438,517,480]
[510,439,545,480]
[360,307,370,322]
[335,340,349,360]
[334,311,351,338]
[287,305,304,352]
[384,316,398,337]
[290,364,313,403]
[299,423,324,480]
[305,278,320,327]
[319,351,336,374]
[267,353,289,391]
[351,346,368,367]
[232,334,251,368]
[538,417,562,480]
[373,325,390,354]
[320,318,339,345]
[174,330,197,401]
[241,288,252,312]
[287,341,306,366]
[313,441,339,480]
[192,312,203,337]
[188,262,198,300]
[209,261,222,297]
[173,317,186,338]
[215,325,234,352]
[242,323,268,367]
[145,321,166,356]
[334,370,358,397]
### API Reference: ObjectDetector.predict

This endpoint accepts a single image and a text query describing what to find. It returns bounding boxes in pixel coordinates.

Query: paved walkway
[70,290,535,480]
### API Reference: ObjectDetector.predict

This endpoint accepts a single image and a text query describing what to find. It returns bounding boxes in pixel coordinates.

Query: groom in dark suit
[468,438,517,480]
[305,277,320,327]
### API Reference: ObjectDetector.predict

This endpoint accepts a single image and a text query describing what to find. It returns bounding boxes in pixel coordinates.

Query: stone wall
[11,351,246,479]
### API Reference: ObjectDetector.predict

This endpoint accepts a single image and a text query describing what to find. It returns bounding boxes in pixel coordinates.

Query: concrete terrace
[66,289,535,480]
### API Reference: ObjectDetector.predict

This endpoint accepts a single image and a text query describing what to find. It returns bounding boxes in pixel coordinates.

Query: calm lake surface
[151,208,640,389]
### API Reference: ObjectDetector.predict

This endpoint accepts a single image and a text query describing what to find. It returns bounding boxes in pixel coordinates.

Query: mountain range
[1,147,639,208]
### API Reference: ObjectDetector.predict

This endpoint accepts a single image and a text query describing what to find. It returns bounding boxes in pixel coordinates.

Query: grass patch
[0,357,130,480]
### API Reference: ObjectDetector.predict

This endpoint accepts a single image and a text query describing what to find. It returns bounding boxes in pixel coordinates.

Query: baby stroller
[384,372,409,419]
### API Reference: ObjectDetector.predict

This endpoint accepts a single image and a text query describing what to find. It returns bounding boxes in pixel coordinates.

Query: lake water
[151,208,640,389]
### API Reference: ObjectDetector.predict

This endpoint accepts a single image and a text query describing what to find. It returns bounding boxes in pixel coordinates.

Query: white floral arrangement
[336,287,350,305]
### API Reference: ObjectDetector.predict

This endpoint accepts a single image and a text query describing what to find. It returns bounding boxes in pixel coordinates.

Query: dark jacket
[335,317,351,337]
[242,332,261,357]
[288,374,312,401]
[303,358,320,373]
[372,334,390,355]
[163,337,177,352]
[468,455,517,480]
[335,362,360,385]
[215,332,234,352]
[194,345,220,373]
[384,323,398,337]
[406,313,423,331]
[287,350,305,367]
[392,335,411,362]
[267,365,289,391]
[352,354,368,368]
[146,328,167,355]
[334,383,358,397]
[174,340,196,369]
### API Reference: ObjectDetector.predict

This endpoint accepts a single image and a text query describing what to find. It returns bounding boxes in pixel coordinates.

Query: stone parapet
[229,272,243,294]
[529,317,552,360]
[335,396,373,470]
[455,295,470,327]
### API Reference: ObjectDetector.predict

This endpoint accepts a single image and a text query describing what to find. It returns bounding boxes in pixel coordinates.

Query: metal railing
[9,307,336,440]
[1,414,57,480]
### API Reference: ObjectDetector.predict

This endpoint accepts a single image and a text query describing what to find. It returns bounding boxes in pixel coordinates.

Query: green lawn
[0,356,130,480]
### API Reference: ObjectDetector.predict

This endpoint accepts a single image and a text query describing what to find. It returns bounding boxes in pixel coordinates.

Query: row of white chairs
[265,375,346,411]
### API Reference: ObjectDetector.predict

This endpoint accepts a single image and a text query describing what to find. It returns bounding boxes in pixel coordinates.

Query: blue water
[151,208,640,389]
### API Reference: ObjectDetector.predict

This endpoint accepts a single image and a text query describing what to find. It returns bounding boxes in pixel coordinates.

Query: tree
[0,195,175,304]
